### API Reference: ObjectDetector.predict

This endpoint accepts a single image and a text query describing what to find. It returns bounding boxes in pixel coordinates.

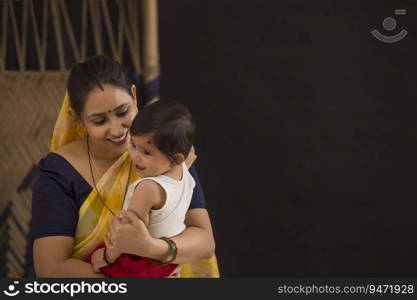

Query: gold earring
[77,124,86,137]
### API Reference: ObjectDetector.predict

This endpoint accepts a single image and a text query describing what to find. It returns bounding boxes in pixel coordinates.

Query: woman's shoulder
[52,139,84,161]
[38,152,70,171]
[37,140,91,193]
[39,140,85,176]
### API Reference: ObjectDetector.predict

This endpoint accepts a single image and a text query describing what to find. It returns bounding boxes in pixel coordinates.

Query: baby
[88,99,196,277]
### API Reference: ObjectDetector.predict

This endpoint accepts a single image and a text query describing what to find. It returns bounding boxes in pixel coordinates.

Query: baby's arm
[90,248,112,272]
[105,180,164,262]
[126,179,166,227]
[90,181,165,272]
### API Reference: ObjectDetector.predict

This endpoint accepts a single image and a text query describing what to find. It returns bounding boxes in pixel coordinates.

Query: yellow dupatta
[50,93,220,277]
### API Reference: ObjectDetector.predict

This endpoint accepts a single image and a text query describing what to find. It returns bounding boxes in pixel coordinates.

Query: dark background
[4,0,416,278]
[159,0,417,276]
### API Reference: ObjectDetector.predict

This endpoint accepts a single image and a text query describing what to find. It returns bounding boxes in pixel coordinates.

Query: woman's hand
[106,208,216,264]
[106,210,155,258]
[90,248,107,272]
[185,146,196,168]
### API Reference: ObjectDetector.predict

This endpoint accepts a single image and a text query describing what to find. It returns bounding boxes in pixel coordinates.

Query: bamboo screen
[0,0,159,277]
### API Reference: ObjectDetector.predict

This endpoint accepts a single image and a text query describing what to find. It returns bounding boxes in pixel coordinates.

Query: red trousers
[86,243,178,278]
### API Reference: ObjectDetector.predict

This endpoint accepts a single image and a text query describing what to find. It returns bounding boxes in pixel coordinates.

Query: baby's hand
[106,247,122,263]
[91,248,108,272]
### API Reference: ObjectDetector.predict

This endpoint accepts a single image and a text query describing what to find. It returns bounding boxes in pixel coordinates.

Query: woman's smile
[107,131,129,147]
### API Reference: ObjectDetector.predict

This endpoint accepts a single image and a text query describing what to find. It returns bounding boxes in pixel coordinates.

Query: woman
[32,55,219,277]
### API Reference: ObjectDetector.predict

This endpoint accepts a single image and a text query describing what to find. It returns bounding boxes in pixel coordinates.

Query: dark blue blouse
[31,153,206,240]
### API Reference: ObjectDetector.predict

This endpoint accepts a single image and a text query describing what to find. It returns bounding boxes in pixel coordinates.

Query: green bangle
[148,238,177,267]
[163,237,177,264]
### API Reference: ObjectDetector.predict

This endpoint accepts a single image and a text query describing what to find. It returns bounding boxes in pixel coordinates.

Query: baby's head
[129,99,194,177]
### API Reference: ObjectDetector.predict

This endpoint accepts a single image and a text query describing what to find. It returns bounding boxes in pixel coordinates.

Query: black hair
[130,99,194,161]
[67,55,132,116]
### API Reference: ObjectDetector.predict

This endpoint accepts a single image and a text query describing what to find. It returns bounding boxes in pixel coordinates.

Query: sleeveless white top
[123,162,196,238]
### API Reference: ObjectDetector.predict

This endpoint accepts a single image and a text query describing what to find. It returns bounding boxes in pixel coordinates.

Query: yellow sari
[50,94,220,277]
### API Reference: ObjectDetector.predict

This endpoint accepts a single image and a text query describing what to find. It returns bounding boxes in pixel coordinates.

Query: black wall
[159,0,417,276]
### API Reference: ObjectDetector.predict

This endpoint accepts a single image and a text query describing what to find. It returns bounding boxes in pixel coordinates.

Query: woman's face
[80,84,138,157]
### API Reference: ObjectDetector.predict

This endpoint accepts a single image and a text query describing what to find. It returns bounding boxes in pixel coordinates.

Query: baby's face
[128,134,173,177]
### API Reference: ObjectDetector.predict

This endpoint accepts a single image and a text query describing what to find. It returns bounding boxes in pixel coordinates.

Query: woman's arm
[168,208,216,263]
[106,163,215,264]
[34,236,105,278]
[106,208,215,264]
